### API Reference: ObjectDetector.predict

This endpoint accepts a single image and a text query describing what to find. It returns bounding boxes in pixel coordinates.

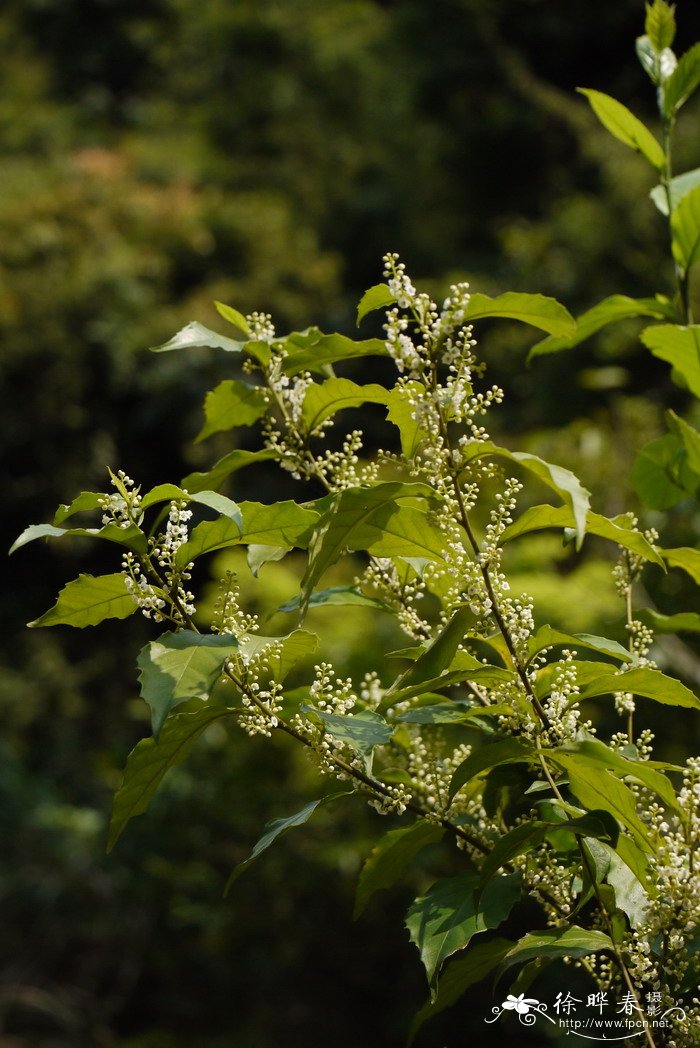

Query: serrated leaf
[549,756,653,850]
[528,295,673,360]
[527,625,634,665]
[354,821,443,918]
[464,292,574,336]
[638,608,700,633]
[662,546,700,583]
[151,321,246,355]
[281,332,387,375]
[633,434,696,509]
[406,872,520,991]
[449,738,536,803]
[552,738,680,812]
[136,630,238,735]
[52,491,105,525]
[385,382,429,457]
[663,41,700,115]
[645,0,676,52]
[195,380,269,442]
[577,666,700,710]
[500,926,613,972]
[356,282,397,325]
[650,167,700,216]
[29,573,136,628]
[408,938,513,1045]
[181,449,277,494]
[177,500,319,566]
[301,378,387,434]
[642,325,700,396]
[225,794,350,893]
[214,300,251,336]
[303,708,393,757]
[108,706,233,851]
[578,88,665,170]
[500,503,665,567]
[278,586,388,613]
[671,188,700,275]
[360,505,448,561]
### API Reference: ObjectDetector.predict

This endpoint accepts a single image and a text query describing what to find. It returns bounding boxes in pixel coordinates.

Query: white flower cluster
[98,470,142,528]
[237,645,285,739]
[406,731,472,815]
[212,571,259,638]
[119,493,196,624]
[363,557,431,640]
[540,651,586,745]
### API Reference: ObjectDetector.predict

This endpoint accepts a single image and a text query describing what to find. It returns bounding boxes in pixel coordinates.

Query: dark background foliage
[3,1,700,1044]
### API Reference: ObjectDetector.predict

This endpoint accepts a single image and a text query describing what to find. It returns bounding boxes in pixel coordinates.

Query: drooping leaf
[108,706,233,851]
[662,546,700,583]
[151,321,247,355]
[577,88,665,170]
[225,793,350,893]
[527,625,634,665]
[246,545,290,576]
[408,938,513,1045]
[303,707,394,757]
[181,449,277,493]
[136,630,239,735]
[600,842,652,927]
[551,738,681,812]
[642,325,700,396]
[29,573,137,628]
[638,608,700,634]
[281,332,387,375]
[195,380,269,442]
[463,292,574,336]
[214,300,251,336]
[10,521,148,557]
[577,665,700,710]
[500,503,665,567]
[177,500,319,566]
[632,434,697,509]
[406,871,520,991]
[354,821,443,918]
[671,187,700,275]
[52,490,105,525]
[278,586,388,613]
[301,378,387,434]
[499,926,613,973]
[650,167,700,216]
[356,282,397,325]
[528,295,673,360]
[449,738,537,803]
[549,756,653,850]
[663,41,700,115]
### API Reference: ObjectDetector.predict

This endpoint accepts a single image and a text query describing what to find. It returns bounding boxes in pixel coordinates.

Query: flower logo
[502,993,541,1015]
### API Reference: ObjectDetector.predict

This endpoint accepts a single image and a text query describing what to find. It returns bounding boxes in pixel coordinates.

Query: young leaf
[195,380,269,442]
[301,378,387,434]
[225,793,351,893]
[385,382,430,457]
[29,573,137,628]
[354,821,443,918]
[10,521,148,557]
[151,321,246,355]
[463,292,575,337]
[356,283,397,325]
[181,449,277,494]
[408,938,513,1045]
[449,738,537,803]
[577,89,665,170]
[176,500,319,565]
[499,927,613,972]
[303,708,394,757]
[645,0,676,52]
[214,300,251,336]
[528,295,673,360]
[281,332,387,375]
[577,666,700,710]
[360,505,448,561]
[671,188,700,275]
[52,490,106,525]
[406,871,520,991]
[663,42,700,115]
[136,630,239,735]
[108,706,233,851]
[650,167,700,216]
[247,545,290,576]
[642,325,700,396]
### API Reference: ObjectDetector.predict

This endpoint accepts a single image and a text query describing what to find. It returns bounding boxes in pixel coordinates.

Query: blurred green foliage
[3,0,700,1044]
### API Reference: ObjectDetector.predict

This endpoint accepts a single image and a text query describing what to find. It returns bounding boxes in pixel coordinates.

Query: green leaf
[354,821,443,918]
[642,325,700,395]
[52,490,105,525]
[281,332,387,375]
[500,926,613,972]
[136,630,239,735]
[406,872,520,991]
[577,88,665,170]
[552,738,680,812]
[500,503,665,567]
[662,546,700,583]
[303,708,394,757]
[663,42,700,115]
[385,382,430,457]
[181,449,277,493]
[388,608,476,696]
[599,841,652,927]
[638,608,700,634]
[29,573,136,628]
[189,491,243,531]
[645,0,676,52]
[356,283,396,325]
[10,521,148,557]
[461,443,590,548]
[671,188,700,274]
[195,380,269,442]
[108,706,233,851]
[360,505,448,561]
[636,34,663,84]
[177,500,319,566]
[151,320,246,355]
[237,630,318,683]
[397,701,502,725]
[246,545,289,576]
[667,410,700,473]
[527,625,634,665]
[528,295,673,360]
[225,794,349,893]
[577,665,700,710]
[214,300,251,336]
[449,738,536,803]
[632,434,694,509]
[549,756,653,850]
[650,167,700,216]
[408,938,513,1045]
[464,292,574,336]
[301,378,387,434]
[278,586,388,613]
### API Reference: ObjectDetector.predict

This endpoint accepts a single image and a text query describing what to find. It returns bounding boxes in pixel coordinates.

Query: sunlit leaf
[528,295,673,360]
[500,927,613,972]
[10,521,147,557]
[29,573,136,628]
[181,449,277,493]
[548,756,653,849]
[301,378,387,433]
[662,546,700,584]
[632,434,697,509]
[278,586,389,613]
[527,625,634,664]
[449,738,537,802]
[576,665,700,710]
[650,167,700,216]
[195,379,269,442]
[642,325,700,396]
[577,88,665,170]
[281,332,387,375]
[464,292,574,336]
[214,300,251,336]
[303,707,394,757]
[151,321,246,355]
[671,188,700,274]
[177,500,319,566]
[356,282,397,324]
[663,42,700,115]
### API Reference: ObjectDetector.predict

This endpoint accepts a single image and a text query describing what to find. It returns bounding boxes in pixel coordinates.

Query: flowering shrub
[13,3,700,1044]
